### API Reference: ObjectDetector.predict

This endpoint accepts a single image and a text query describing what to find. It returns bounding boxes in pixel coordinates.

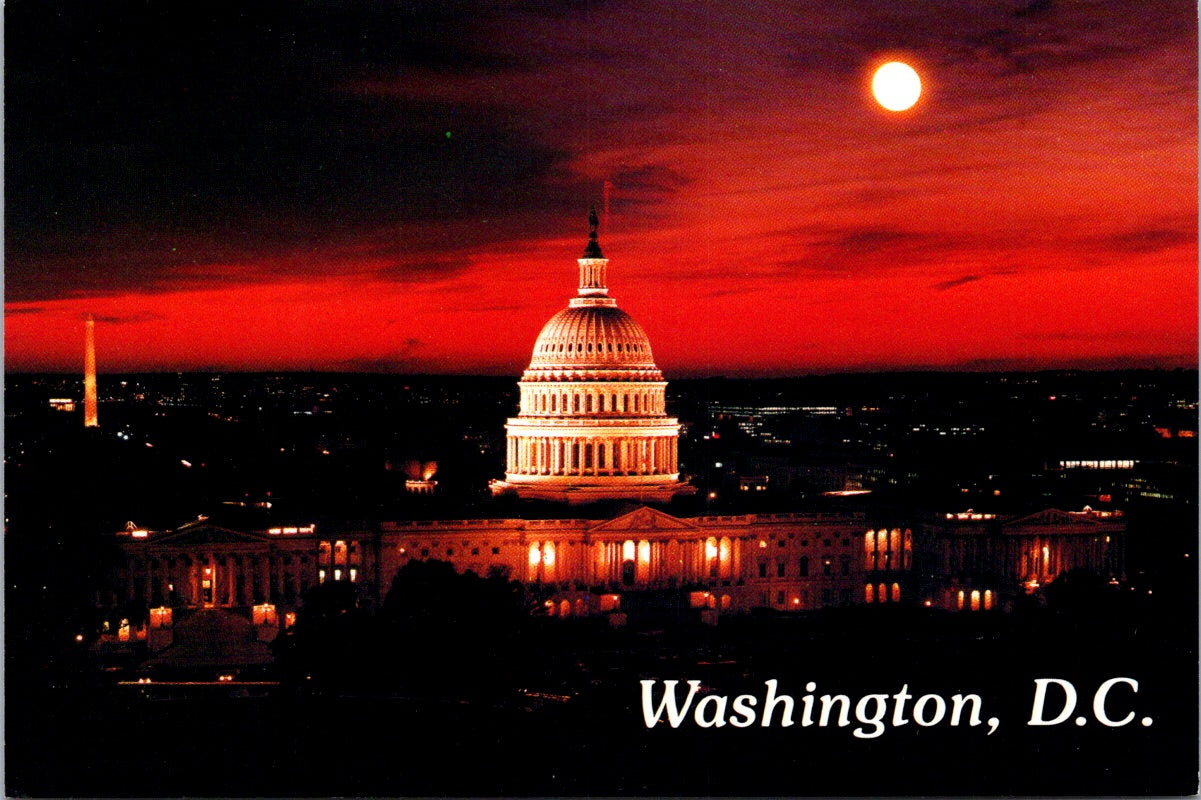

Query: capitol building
[101,214,1127,649]
[491,210,693,504]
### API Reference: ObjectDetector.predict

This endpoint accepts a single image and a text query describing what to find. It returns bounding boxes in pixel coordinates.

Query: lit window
[319,569,326,583]
[252,604,278,626]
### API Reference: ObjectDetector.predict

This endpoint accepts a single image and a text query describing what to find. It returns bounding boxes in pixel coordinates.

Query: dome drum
[518,381,669,417]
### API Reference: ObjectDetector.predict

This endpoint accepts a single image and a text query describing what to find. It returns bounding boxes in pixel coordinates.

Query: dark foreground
[8,603,1198,797]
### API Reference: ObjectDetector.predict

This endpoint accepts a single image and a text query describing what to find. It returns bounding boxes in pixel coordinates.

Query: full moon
[872,62,922,111]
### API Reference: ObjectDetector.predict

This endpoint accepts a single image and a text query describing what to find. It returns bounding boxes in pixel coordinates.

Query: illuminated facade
[106,504,1124,641]
[490,211,694,504]
[918,507,1126,611]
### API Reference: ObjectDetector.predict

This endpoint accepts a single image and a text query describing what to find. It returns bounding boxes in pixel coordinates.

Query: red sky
[6,1,1197,375]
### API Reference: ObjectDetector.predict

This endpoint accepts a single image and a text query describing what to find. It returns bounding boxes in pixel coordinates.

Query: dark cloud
[1014,0,1054,17]
[91,312,166,325]
[610,164,691,199]
[1101,228,1196,255]
[5,0,584,302]
[811,228,924,253]
[372,258,476,284]
[333,338,424,372]
[932,274,982,291]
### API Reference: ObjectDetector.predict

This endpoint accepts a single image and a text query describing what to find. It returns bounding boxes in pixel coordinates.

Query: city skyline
[6,0,1197,375]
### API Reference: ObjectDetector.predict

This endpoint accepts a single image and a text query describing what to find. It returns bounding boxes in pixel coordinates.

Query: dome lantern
[577,208,609,300]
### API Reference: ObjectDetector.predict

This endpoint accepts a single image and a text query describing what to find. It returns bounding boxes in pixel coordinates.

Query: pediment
[1004,509,1099,528]
[589,506,698,535]
[151,523,271,545]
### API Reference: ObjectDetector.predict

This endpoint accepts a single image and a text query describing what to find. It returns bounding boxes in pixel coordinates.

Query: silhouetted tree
[379,559,536,695]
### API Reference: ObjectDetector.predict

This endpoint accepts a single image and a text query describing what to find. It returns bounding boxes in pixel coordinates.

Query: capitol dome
[526,305,658,373]
[490,210,694,504]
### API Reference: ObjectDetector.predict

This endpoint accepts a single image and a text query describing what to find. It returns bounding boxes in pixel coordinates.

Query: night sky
[5,0,1197,375]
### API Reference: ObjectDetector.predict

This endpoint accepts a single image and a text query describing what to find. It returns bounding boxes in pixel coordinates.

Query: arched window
[799,555,809,577]
[983,589,994,610]
[957,590,965,610]
[891,582,900,602]
[865,584,875,603]
[970,589,981,611]
[877,583,887,603]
